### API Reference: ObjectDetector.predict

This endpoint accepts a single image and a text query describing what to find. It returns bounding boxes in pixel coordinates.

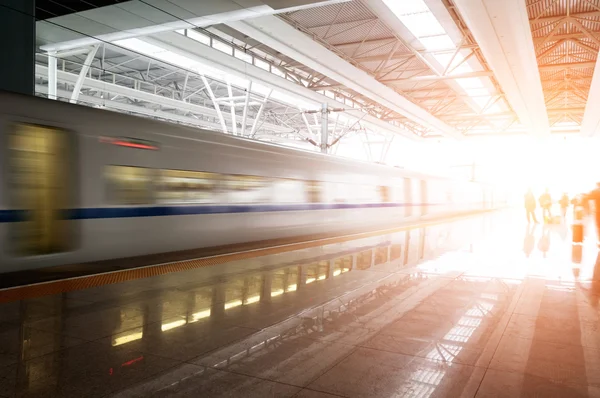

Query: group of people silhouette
[525,182,600,243]
[524,189,570,224]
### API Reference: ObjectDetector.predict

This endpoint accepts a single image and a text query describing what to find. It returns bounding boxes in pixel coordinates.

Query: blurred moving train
[0,91,506,272]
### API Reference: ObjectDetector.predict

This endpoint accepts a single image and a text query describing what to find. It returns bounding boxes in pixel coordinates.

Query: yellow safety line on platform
[0,210,496,303]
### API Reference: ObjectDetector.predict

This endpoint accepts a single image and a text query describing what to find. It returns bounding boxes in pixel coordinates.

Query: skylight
[383,0,495,112]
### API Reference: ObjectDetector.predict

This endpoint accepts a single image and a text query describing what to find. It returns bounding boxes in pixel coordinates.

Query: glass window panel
[254,58,269,71]
[234,49,252,63]
[187,29,211,45]
[213,40,232,55]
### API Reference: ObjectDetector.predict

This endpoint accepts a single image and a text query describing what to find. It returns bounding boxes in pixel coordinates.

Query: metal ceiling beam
[529,11,600,25]
[35,64,292,134]
[533,32,600,43]
[227,16,463,139]
[142,31,421,140]
[382,71,494,83]
[539,62,596,71]
[453,0,550,135]
[36,85,241,132]
[581,45,600,136]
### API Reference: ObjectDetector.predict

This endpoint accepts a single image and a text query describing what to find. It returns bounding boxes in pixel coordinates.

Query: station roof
[33,0,600,152]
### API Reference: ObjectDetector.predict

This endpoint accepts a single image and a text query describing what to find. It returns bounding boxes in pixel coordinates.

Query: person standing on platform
[524,189,538,224]
[560,192,570,219]
[539,189,552,222]
[586,182,600,245]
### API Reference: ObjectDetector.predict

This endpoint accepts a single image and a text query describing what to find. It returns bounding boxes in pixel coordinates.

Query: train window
[379,186,390,203]
[306,180,321,203]
[105,165,153,205]
[353,185,380,203]
[158,169,219,204]
[272,179,306,203]
[223,174,271,203]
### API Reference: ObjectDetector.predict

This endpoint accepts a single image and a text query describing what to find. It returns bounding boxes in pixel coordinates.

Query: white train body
[0,92,504,273]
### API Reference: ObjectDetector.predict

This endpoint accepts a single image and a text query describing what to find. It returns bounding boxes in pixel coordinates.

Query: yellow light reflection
[271,289,284,297]
[318,274,326,280]
[333,269,342,277]
[287,284,297,292]
[244,295,260,305]
[112,329,143,346]
[306,278,316,284]
[161,319,186,332]
[189,309,211,323]
[224,299,242,310]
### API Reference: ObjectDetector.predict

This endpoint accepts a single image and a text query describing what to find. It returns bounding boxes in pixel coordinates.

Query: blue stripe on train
[0,202,437,223]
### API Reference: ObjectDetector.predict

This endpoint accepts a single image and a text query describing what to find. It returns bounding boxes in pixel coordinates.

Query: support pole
[201,75,227,134]
[70,45,100,103]
[250,89,272,137]
[48,52,58,100]
[320,103,328,154]
[241,81,252,136]
[227,78,237,135]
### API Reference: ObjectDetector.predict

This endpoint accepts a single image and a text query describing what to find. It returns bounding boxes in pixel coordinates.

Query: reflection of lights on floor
[333,269,342,277]
[244,295,260,305]
[306,278,316,284]
[189,309,211,323]
[287,284,297,291]
[161,319,186,332]
[318,274,327,280]
[224,300,242,310]
[410,292,500,397]
[271,289,284,297]
[112,329,143,346]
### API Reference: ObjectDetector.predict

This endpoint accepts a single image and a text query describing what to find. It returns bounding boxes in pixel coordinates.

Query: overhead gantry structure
[30,0,600,163]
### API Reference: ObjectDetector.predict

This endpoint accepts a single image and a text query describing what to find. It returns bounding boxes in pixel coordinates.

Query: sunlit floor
[1,210,600,397]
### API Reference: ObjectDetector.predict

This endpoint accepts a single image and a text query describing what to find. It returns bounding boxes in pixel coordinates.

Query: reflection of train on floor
[0,91,506,272]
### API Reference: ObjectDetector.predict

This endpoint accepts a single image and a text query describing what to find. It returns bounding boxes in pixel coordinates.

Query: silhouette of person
[524,189,538,224]
[585,182,600,244]
[539,189,552,222]
[560,192,570,219]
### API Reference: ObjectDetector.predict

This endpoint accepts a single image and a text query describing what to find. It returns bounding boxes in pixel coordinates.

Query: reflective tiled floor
[2,210,600,397]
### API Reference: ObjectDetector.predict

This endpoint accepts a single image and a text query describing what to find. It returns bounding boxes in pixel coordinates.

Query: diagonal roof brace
[227,15,464,140]
[140,31,422,141]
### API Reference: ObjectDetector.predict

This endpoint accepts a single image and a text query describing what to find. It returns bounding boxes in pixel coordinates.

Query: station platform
[0,210,599,398]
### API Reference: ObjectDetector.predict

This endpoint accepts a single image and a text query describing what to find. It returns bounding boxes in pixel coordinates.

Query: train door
[9,124,75,255]
[404,178,412,217]
[420,180,428,216]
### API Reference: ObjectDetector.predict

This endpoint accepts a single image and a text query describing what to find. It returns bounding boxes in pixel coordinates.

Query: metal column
[0,0,35,95]
[320,103,328,154]
[48,52,57,100]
